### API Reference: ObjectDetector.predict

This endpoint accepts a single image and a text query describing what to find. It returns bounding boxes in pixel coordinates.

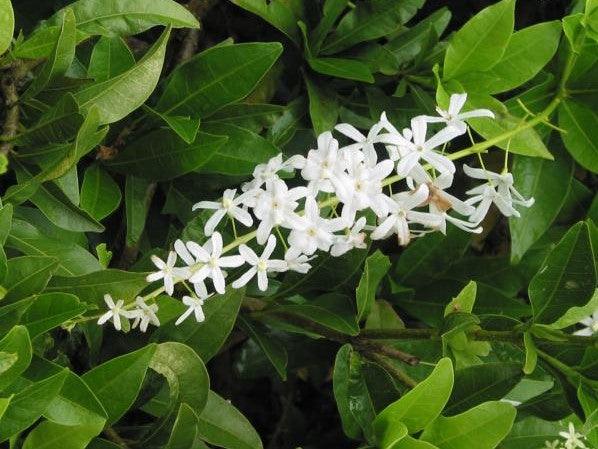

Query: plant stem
[363,352,418,388]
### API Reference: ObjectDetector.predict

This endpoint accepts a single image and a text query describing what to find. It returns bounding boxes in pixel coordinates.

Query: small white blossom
[544,441,561,449]
[335,121,385,165]
[334,152,394,224]
[146,251,188,296]
[187,232,244,294]
[463,165,534,223]
[242,154,297,192]
[559,423,587,449]
[232,235,286,291]
[97,294,135,331]
[419,93,494,133]
[284,247,314,273]
[192,189,253,236]
[288,196,345,255]
[378,112,413,162]
[176,293,212,325]
[174,239,208,298]
[371,184,442,246]
[297,131,346,194]
[130,296,160,332]
[330,217,368,257]
[252,179,308,244]
[574,310,598,336]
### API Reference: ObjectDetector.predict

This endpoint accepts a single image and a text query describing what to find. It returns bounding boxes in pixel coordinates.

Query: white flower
[232,235,287,291]
[331,216,368,257]
[419,93,494,133]
[176,293,212,325]
[544,441,561,449]
[298,131,346,194]
[252,179,308,244]
[288,196,345,255]
[463,165,534,223]
[334,152,394,225]
[378,112,413,162]
[371,184,442,246]
[335,121,385,166]
[559,423,587,449]
[192,189,253,236]
[130,296,160,332]
[284,247,314,273]
[146,251,188,296]
[390,117,460,177]
[174,239,208,298]
[187,232,245,294]
[97,294,135,331]
[574,310,598,336]
[241,154,297,192]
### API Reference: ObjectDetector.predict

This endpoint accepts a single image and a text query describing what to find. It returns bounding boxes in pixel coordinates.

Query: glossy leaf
[420,401,516,449]
[3,256,59,302]
[529,221,597,324]
[21,293,86,338]
[125,175,153,245]
[231,0,300,43]
[308,57,374,83]
[82,344,157,424]
[446,362,523,415]
[356,250,390,321]
[157,42,283,118]
[509,147,574,262]
[443,0,515,79]
[149,342,210,412]
[305,74,338,135]
[49,0,198,37]
[80,164,122,221]
[75,27,170,124]
[166,403,200,449]
[22,421,104,449]
[196,390,264,449]
[106,129,226,181]
[374,358,454,435]
[200,122,279,175]
[238,316,288,380]
[559,99,598,173]
[0,326,32,391]
[88,36,135,82]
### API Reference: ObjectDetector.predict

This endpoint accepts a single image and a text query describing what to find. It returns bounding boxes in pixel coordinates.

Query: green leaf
[166,403,200,449]
[157,287,245,361]
[231,0,300,44]
[199,122,279,175]
[308,57,374,83]
[82,344,157,424]
[0,326,32,391]
[3,256,58,302]
[0,369,68,441]
[125,175,153,245]
[149,342,210,412]
[0,0,14,56]
[88,36,135,82]
[444,281,477,317]
[420,401,516,449]
[509,147,574,263]
[529,221,597,324]
[457,21,561,94]
[445,362,523,415]
[75,27,170,124]
[305,74,338,135]
[46,269,148,307]
[80,164,122,221]
[356,250,390,321]
[49,0,199,36]
[522,332,537,375]
[106,129,227,180]
[22,421,104,449]
[391,436,439,449]
[143,105,200,144]
[6,218,102,277]
[157,42,283,118]
[320,0,424,55]
[443,0,515,79]
[549,288,598,330]
[500,416,562,449]
[196,390,264,449]
[205,103,284,131]
[238,316,288,381]
[311,0,350,53]
[374,358,454,436]
[559,99,598,173]
[21,293,85,338]
[25,8,76,98]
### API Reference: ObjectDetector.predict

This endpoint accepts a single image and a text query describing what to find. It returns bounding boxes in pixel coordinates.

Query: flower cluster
[543,422,589,449]
[97,93,537,331]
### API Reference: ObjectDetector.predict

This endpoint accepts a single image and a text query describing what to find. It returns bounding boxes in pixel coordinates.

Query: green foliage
[0,0,596,447]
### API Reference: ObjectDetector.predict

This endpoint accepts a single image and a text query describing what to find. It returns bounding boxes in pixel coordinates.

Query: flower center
[257,259,268,271]
[222,197,232,209]
[591,321,598,333]
[208,257,218,268]
[307,227,317,237]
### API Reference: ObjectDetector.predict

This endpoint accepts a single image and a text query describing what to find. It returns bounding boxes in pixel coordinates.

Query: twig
[363,352,418,389]
[0,69,20,157]
[104,426,130,449]
[355,339,420,366]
